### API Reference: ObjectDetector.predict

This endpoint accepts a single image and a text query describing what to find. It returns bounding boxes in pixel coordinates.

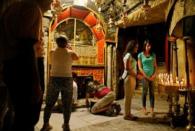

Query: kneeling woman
[86,80,121,116]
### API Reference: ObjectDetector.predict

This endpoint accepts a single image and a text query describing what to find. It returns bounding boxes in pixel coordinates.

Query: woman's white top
[122,53,137,79]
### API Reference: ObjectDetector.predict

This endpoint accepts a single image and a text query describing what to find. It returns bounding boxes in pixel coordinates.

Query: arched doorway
[47,5,106,98]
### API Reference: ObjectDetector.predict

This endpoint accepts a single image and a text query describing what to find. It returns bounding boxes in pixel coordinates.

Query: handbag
[121,70,129,80]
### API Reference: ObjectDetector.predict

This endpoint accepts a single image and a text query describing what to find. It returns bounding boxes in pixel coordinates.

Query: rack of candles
[158,73,186,90]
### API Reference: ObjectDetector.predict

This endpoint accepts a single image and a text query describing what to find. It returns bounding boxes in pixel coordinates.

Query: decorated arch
[50,5,105,64]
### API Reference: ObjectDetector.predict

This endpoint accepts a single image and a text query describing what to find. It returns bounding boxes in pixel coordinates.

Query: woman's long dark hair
[143,39,153,54]
[123,40,137,56]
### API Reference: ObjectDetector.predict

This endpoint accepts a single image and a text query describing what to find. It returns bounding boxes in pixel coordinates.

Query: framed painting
[105,26,118,43]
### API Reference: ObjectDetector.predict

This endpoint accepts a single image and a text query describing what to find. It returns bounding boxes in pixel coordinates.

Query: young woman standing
[138,39,157,117]
[122,40,139,120]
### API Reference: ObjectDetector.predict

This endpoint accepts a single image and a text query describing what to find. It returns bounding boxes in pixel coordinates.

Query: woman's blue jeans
[142,78,155,108]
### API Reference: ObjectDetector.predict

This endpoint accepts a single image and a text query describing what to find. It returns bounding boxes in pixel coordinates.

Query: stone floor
[36,90,189,131]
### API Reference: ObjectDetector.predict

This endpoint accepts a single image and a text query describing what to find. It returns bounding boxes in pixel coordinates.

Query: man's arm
[66,44,79,60]
[71,51,79,60]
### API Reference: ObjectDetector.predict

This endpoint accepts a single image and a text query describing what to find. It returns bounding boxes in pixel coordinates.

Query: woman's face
[145,43,151,52]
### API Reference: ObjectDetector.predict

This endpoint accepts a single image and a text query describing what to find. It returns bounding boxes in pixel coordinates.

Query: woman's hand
[149,75,156,81]
[136,73,144,80]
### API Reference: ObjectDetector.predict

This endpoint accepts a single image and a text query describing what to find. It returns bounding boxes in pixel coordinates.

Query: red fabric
[94,87,110,99]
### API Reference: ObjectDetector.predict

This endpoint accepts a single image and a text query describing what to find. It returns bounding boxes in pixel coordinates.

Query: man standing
[41,35,79,131]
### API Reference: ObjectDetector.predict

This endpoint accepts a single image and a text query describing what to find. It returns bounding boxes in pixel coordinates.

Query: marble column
[106,44,112,88]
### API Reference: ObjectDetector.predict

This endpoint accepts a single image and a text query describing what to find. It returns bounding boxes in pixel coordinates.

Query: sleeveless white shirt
[50,48,73,77]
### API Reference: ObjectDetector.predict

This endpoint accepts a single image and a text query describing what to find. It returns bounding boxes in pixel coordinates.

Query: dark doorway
[76,75,93,99]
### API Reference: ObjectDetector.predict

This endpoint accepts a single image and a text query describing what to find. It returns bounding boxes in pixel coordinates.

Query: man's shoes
[40,123,52,131]
[105,106,115,116]
[111,103,121,116]
[124,115,138,121]
[115,104,121,115]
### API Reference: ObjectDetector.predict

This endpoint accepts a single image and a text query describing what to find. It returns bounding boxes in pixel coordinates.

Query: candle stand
[158,83,189,128]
